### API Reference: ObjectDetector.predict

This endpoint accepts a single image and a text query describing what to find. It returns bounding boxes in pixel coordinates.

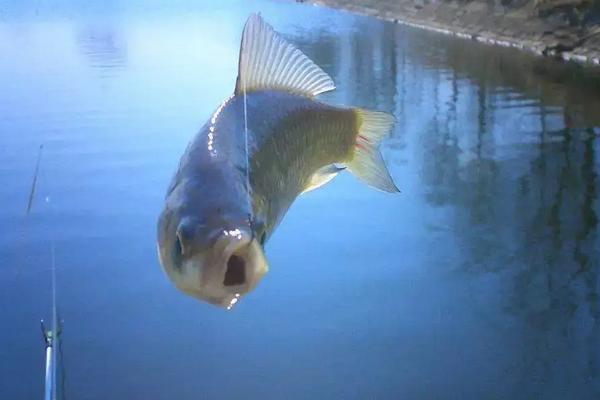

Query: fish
[157,14,398,309]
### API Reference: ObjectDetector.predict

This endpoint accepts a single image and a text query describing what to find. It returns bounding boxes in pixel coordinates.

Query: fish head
[157,186,268,309]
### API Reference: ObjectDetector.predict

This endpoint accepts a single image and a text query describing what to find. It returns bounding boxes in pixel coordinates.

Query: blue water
[2,0,600,398]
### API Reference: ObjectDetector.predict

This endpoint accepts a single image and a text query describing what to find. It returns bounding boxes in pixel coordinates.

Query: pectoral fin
[301,165,345,194]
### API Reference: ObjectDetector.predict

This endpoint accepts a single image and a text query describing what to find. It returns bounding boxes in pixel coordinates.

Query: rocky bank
[308,0,600,65]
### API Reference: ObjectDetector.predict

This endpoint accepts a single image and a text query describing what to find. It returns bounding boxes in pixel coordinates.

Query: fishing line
[46,161,65,400]
[14,144,45,284]
[48,180,67,400]
[242,59,254,233]
[27,144,44,215]
[50,240,58,400]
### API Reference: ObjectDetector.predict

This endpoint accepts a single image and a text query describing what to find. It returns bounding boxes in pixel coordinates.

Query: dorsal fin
[235,13,335,97]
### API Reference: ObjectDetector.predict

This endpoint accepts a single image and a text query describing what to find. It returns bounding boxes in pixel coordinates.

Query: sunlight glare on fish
[207,95,234,157]
[223,229,242,240]
[226,294,240,311]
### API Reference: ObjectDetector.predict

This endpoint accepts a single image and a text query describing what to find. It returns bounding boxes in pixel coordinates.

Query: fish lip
[159,223,268,308]
[193,228,268,308]
[215,228,267,285]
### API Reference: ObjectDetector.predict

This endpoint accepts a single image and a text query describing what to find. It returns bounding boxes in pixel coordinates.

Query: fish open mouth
[171,228,269,308]
[224,254,246,286]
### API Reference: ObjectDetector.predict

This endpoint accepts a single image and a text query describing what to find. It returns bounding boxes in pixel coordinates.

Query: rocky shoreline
[307,0,600,66]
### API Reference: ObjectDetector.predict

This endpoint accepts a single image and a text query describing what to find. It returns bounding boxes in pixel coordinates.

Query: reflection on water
[77,27,127,70]
[1,1,599,399]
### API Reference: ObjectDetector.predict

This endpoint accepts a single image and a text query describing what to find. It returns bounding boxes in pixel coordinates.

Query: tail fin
[347,109,399,193]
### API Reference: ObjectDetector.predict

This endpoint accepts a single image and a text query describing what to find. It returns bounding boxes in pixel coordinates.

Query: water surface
[1,0,600,399]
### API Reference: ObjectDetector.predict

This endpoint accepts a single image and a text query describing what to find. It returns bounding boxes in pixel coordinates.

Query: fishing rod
[40,243,59,400]
[27,144,62,400]
[41,321,56,400]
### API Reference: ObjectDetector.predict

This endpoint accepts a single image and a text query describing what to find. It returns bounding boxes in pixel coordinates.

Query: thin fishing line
[15,144,45,281]
[242,50,253,228]
[51,241,58,400]
[47,157,65,400]
[49,214,65,400]
[27,144,44,215]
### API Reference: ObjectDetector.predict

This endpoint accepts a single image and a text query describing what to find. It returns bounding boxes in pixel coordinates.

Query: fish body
[157,14,398,308]
[235,90,356,236]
